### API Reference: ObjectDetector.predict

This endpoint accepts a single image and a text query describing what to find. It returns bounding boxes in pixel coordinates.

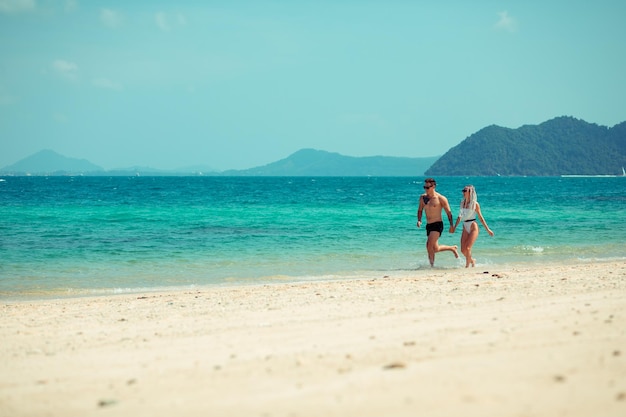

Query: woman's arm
[475,202,494,236]
[452,208,461,233]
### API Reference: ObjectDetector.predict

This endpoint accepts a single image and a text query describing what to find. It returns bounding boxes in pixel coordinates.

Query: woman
[451,185,494,267]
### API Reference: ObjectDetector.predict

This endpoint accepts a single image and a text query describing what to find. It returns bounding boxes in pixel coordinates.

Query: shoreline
[2,261,625,416]
[2,257,625,302]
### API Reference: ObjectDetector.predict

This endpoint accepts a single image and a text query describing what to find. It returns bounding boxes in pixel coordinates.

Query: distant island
[221,149,438,176]
[426,116,626,176]
[0,149,438,177]
[2,116,625,177]
[2,149,105,175]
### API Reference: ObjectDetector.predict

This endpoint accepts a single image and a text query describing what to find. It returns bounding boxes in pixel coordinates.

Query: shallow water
[1,176,625,297]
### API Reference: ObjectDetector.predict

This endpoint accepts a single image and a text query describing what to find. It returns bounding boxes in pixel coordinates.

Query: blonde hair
[462,185,477,213]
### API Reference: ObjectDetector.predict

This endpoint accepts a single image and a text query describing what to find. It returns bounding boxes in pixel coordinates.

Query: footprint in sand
[383,362,406,370]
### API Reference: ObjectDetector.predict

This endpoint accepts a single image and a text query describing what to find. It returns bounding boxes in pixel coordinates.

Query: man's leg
[432,234,459,260]
[426,232,439,266]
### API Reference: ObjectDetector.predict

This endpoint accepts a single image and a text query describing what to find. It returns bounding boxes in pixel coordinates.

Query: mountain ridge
[0,149,438,177]
[1,149,105,174]
[3,116,625,177]
[222,149,437,176]
[426,116,626,176]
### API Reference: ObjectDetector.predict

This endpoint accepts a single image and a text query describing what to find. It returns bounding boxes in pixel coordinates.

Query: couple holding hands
[417,178,494,267]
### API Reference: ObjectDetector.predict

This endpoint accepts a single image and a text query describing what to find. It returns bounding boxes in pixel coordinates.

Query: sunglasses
[423,185,433,189]
[462,189,469,192]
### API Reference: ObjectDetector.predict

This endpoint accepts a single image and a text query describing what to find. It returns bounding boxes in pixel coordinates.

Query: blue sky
[1,1,625,171]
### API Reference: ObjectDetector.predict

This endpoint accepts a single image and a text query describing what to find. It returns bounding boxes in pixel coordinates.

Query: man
[417,178,459,266]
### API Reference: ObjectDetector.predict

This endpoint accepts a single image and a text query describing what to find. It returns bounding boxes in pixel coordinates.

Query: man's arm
[441,195,454,230]
[416,195,424,227]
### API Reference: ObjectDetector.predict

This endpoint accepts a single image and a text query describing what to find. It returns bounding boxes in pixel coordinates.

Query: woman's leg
[460,230,471,267]
[463,224,479,267]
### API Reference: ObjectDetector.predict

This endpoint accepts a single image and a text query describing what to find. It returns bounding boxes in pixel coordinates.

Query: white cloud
[155,11,187,31]
[155,11,170,31]
[92,77,123,91]
[64,0,77,13]
[494,11,517,33]
[0,0,35,13]
[100,8,122,29]
[53,112,68,124]
[0,93,15,106]
[52,59,78,80]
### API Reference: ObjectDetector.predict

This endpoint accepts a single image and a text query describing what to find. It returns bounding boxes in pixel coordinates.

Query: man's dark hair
[424,178,436,186]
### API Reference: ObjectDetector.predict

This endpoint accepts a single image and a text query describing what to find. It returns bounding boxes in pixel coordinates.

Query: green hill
[224,149,439,176]
[425,116,626,176]
[1,149,104,175]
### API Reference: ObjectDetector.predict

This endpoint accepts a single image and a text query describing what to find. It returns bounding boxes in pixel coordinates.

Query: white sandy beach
[1,261,625,417]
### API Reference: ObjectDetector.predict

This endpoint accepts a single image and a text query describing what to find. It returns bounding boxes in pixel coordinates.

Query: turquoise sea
[1,176,625,298]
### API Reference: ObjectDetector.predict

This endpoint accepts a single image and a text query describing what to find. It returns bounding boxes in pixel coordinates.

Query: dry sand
[1,261,625,417]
